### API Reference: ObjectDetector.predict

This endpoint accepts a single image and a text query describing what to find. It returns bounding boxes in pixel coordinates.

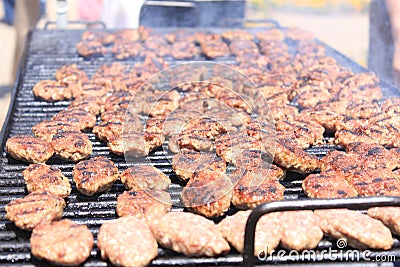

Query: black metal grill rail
[0,29,399,266]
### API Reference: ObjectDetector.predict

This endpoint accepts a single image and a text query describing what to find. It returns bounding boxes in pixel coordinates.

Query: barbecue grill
[1,27,400,266]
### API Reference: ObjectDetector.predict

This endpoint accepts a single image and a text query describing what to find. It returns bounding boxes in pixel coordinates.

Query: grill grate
[0,28,399,266]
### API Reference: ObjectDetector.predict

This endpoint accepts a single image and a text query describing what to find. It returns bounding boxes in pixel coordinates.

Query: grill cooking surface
[0,29,400,266]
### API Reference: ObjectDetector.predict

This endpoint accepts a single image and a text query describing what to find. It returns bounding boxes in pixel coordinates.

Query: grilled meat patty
[32,120,81,142]
[289,84,332,109]
[32,80,72,101]
[5,192,65,231]
[181,174,233,218]
[69,80,109,99]
[230,165,285,209]
[302,171,358,199]
[52,108,97,131]
[51,131,92,161]
[222,29,254,42]
[275,115,325,148]
[31,219,94,266]
[23,164,71,198]
[76,40,106,57]
[109,131,164,157]
[73,156,119,196]
[55,64,88,85]
[345,142,399,170]
[120,165,171,191]
[144,90,181,118]
[215,132,263,164]
[346,101,381,119]
[165,29,198,43]
[93,115,142,142]
[171,117,228,153]
[82,30,114,44]
[97,216,158,267]
[218,210,281,256]
[234,149,274,170]
[229,40,258,56]
[103,90,136,112]
[111,41,142,60]
[320,149,364,173]
[273,138,321,174]
[278,211,323,251]
[82,30,115,44]
[172,149,226,181]
[256,28,285,41]
[153,211,230,257]
[68,95,104,116]
[116,189,172,224]
[368,207,400,236]
[315,209,393,250]
[114,29,140,42]
[300,100,348,132]
[6,135,54,163]
[348,168,400,197]
[201,40,230,58]
[171,41,199,59]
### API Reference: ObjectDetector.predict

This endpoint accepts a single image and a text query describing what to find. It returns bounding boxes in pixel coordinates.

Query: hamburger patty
[97,216,158,267]
[76,40,106,57]
[273,138,321,174]
[32,80,72,101]
[215,132,263,164]
[182,174,233,218]
[6,135,54,163]
[173,117,228,153]
[230,165,285,209]
[55,64,88,85]
[233,149,273,170]
[32,120,81,142]
[218,210,281,256]
[302,171,358,199]
[152,212,230,256]
[345,142,399,170]
[348,168,400,197]
[116,189,172,224]
[67,96,104,116]
[315,209,393,250]
[22,163,71,198]
[30,219,94,266]
[120,165,171,191]
[51,131,92,162]
[73,156,119,196]
[109,131,164,157]
[368,207,400,236]
[51,108,96,131]
[278,211,323,251]
[93,115,142,142]
[172,149,226,181]
[5,192,65,231]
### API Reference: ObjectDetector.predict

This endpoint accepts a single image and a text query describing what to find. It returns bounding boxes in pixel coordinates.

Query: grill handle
[243,196,400,266]
[44,20,106,30]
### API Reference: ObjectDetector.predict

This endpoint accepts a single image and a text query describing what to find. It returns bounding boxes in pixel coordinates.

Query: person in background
[0,0,15,25]
[77,0,145,29]
[77,0,103,22]
[369,0,400,87]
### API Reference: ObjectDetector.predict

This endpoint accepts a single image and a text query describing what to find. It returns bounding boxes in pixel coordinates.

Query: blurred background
[0,0,372,128]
